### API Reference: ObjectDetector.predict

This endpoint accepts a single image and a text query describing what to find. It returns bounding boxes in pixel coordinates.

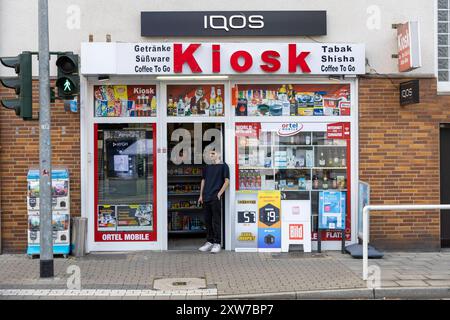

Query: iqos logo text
[203,15,264,32]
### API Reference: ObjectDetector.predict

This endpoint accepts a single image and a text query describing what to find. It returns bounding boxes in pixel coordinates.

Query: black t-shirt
[202,163,230,202]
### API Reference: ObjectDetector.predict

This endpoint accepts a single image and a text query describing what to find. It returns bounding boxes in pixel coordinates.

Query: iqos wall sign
[141,11,327,37]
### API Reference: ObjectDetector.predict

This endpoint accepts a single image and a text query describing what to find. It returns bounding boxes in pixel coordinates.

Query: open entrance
[167,123,225,250]
[440,124,450,248]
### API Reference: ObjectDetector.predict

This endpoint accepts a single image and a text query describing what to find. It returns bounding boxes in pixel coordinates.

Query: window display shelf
[314,144,347,147]
[168,230,207,234]
[312,167,347,170]
[169,207,203,211]
[238,166,312,170]
[168,175,202,178]
[237,189,347,193]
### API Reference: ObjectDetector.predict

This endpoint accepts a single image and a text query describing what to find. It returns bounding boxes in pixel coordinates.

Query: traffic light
[0,52,33,120]
[56,52,79,99]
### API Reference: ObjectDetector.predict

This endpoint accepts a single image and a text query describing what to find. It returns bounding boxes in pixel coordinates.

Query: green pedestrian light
[56,53,79,99]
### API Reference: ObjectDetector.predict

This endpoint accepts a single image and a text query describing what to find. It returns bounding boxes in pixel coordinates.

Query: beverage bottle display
[236,91,248,116]
[319,152,325,166]
[328,150,333,166]
[278,85,287,100]
[305,135,311,145]
[216,88,223,116]
[167,95,174,116]
[184,94,191,116]
[341,150,346,167]
[239,171,245,190]
[151,96,157,116]
[322,175,329,190]
[334,150,340,167]
[177,96,185,116]
[332,176,338,189]
[313,175,319,189]
[209,87,216,116]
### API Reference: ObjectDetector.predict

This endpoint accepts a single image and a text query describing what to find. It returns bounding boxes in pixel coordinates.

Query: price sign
[238,211,256,224]
[259,204,280,226]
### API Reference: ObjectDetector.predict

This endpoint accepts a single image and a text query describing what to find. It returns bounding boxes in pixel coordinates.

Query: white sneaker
[210,244,221,254]
[199,242,213,252]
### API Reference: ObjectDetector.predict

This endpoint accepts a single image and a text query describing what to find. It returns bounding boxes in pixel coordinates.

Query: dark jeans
[204,198,221,244]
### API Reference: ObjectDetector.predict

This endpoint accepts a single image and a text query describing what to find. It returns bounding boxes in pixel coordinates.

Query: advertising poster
[233,83,350,117]
[258,190,281,251]
[166,85,225,117]
[94,85,157,117]
[116,204,153,232]
[234,193,258,252]
[318,191,346,230]
[98,205,117,231]
[104,130,147,179]
[281,195,312,253]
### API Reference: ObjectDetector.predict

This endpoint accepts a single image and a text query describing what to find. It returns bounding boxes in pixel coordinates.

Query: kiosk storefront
[81,42,364,252]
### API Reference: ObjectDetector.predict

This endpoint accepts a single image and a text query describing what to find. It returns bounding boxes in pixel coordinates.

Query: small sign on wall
[399,80,420,106]
[397,21,422,72]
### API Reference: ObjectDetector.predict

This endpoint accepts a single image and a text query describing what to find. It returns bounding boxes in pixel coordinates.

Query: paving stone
[396,274,428,280]
[395,280,429,287]
[380,281,400,287]
[425,280,450,286]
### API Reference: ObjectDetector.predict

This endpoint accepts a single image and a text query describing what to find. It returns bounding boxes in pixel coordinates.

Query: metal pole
[362,204,450,281]
[38,0,53,278]
[362,206,369,280]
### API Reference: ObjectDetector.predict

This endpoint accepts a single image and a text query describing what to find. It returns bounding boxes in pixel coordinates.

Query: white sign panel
[234,193,258,252]
[82,42,366,75]
[281,200,311,253]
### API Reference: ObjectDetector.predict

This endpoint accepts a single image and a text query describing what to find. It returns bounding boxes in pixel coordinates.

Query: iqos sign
[203,14,264,32]
[141,11,327,37]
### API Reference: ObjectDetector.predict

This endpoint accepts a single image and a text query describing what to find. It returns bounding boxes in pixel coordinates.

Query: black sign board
[400,80,420,106]
[141,11,327,37]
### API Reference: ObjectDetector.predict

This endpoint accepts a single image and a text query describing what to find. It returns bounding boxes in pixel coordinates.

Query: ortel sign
[277,123,303,137]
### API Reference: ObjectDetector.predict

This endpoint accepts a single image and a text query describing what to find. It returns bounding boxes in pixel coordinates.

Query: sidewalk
[0,250,449,299]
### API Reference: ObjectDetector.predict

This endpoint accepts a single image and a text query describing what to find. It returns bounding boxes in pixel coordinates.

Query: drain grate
[153,277,207,291]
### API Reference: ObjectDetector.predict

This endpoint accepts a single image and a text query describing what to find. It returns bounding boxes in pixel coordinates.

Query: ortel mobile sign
[141,11,327,37]
[81,42,365,75]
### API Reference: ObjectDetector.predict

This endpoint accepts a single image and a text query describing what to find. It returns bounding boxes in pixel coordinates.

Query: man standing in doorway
[198,150,229,253]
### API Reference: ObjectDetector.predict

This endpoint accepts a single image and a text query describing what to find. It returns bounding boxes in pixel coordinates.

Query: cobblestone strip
[0,288,218,298]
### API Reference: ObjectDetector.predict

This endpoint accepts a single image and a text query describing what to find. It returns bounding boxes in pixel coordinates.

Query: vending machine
[27,169,71,257]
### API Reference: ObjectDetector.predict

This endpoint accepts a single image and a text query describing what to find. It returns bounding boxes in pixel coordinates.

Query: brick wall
[359,77,446,250]
[0,80,80,253]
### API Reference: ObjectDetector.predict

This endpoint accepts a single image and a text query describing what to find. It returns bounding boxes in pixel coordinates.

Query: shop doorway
[167,123,225,250]
[440,124,450,248]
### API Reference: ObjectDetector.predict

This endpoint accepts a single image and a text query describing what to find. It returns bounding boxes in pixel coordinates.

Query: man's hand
[198,196,203,205]
[217,193,222,200]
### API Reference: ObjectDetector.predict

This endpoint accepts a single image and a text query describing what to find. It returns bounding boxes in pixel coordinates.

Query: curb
[374,287,450,299]
[219,287,450,300]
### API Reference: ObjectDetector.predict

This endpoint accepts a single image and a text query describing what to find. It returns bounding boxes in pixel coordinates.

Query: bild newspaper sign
[81,42,366,75]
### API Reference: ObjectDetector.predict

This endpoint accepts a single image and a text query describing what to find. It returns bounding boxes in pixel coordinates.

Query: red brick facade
[0,77,447,252]
[0,81,80,253]
[359,77,444,250]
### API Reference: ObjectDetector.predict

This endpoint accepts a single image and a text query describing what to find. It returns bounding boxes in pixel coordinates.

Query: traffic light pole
[38,0,53,278]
